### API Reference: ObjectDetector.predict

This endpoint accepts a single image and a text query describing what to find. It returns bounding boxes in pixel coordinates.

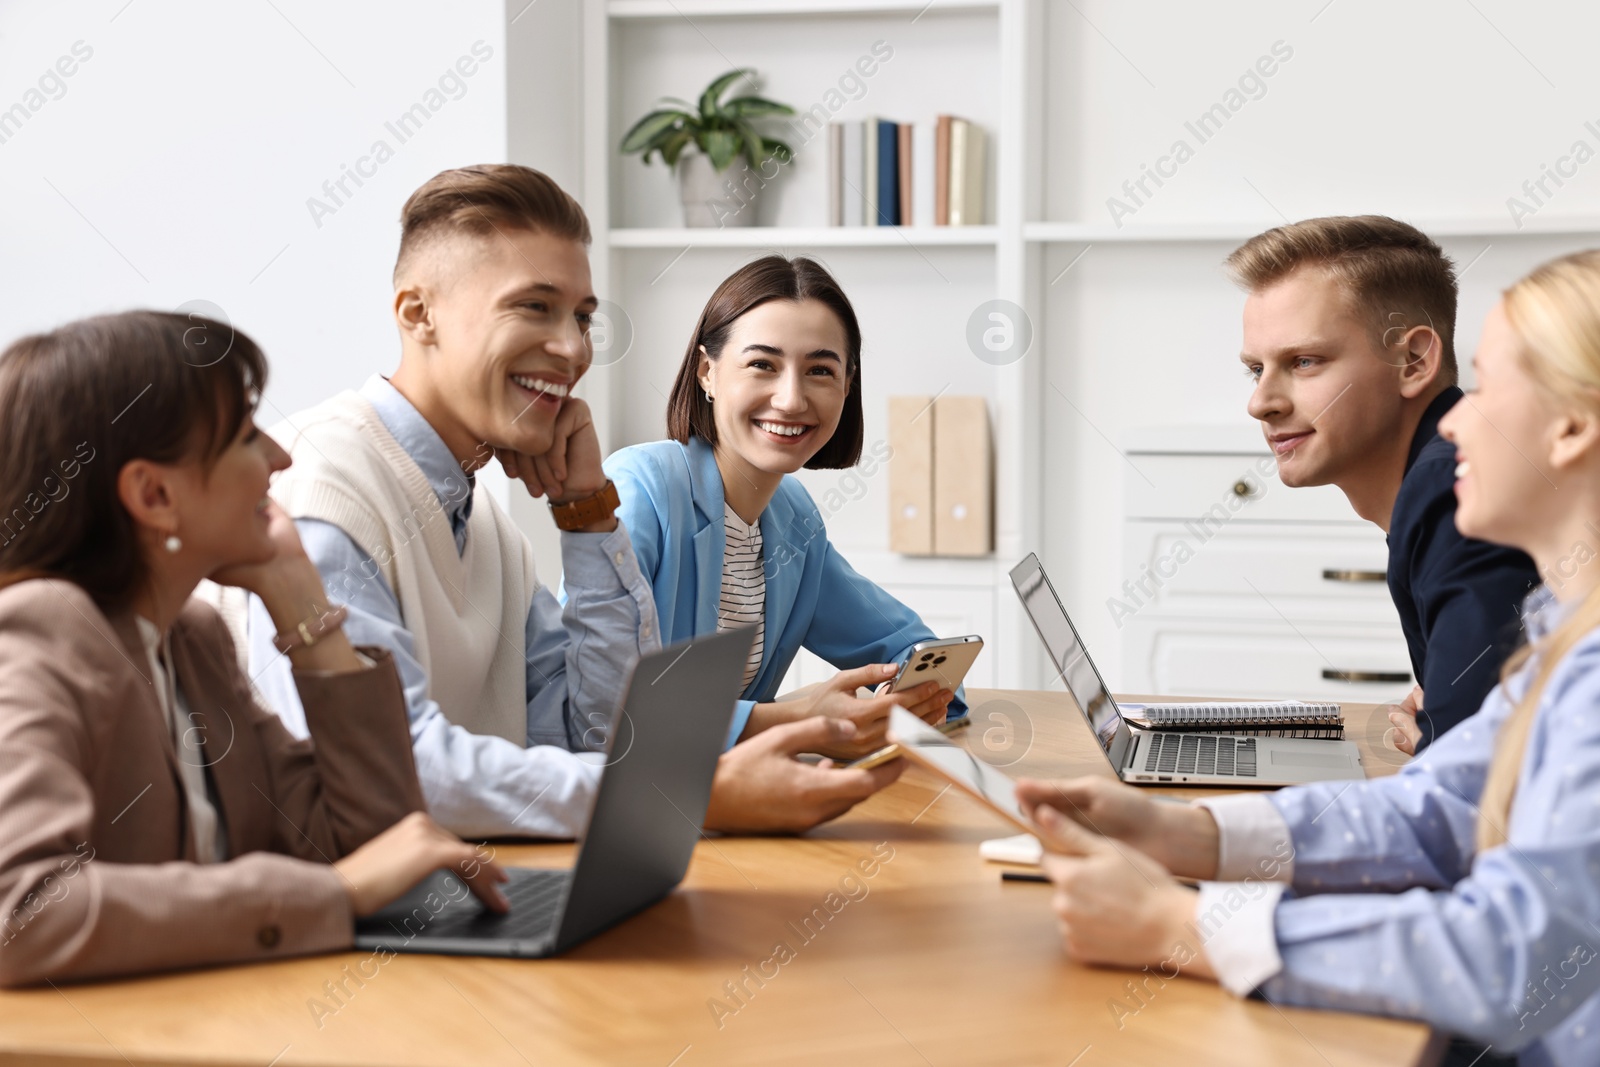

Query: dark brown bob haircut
[666,255,864,469]
[0,311,267,611]
[394,164,591,283]
[1225,215,1459,382]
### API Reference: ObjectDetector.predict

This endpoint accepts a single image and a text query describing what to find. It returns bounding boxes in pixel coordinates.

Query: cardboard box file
[931,394,992,556]
[887,394,992,556]
[888,395,934,555]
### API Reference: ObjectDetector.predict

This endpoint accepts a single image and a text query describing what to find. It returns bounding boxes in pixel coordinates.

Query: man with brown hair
[233,164,905,836]
[1228,215,1538,751]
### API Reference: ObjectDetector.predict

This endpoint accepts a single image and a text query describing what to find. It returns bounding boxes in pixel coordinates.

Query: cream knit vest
[268,391,537,745]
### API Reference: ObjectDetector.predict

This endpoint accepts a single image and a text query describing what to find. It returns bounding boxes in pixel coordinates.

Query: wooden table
[0,690,1438,1067]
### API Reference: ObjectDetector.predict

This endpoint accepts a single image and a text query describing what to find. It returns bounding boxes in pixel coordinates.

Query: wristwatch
[272,604,349,655]
[548,479,620,531]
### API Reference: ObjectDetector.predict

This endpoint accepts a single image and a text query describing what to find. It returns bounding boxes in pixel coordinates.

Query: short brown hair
[394,164,591,283]
[666,255,864,470]
[0,311,267,611]
[1225,215,1459,380]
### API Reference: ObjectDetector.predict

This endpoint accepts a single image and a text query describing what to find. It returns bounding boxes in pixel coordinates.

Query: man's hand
[1386,685,1425,757]
[746,663,953,759]
[704,717,904,833]
[1014,776,1221,882]
[495,397,615,532]
[1030,803,1214,980]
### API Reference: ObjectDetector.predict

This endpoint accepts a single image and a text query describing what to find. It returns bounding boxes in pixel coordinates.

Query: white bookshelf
[1023,217,1600,244]
[579,0,1040,688]
[609,225,1001,247]
[567,0,1600,692]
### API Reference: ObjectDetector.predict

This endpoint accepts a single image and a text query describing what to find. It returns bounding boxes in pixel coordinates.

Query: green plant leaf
[738,124,766,170]
[620,108,691,154]
[699,68,753,121]
[764,138,794,165]
[724,95,795,119]
[701,128,740,171]
[660,128,695,167]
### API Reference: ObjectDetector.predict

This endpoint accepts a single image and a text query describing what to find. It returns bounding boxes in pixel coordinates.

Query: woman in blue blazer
[604,255,964,756]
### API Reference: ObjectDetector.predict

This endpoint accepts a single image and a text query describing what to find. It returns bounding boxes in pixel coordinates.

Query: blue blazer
[601,436,967,744]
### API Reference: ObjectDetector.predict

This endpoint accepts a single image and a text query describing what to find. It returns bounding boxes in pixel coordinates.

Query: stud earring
[164,532,182,554]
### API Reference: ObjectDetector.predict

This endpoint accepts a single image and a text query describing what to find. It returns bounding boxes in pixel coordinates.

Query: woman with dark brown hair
[0,311,505,987]
[590,255,965,760]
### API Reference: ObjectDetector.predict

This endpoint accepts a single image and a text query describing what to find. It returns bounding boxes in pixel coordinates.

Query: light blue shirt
[1213,586,1600,1066]
[247,376,660,839]
[585,437,966,747]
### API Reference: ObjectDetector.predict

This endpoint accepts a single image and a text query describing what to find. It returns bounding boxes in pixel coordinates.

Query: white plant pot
[676,152,760,228]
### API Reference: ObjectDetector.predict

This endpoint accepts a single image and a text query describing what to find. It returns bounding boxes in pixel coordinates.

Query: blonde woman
[1014,251,1600,1065]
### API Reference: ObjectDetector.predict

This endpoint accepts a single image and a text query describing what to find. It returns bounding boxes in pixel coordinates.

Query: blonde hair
[1477,249,1600,852]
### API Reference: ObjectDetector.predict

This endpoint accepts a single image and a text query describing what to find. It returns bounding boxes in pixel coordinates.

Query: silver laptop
[353,627,754,957]
[1009,554,1363,786]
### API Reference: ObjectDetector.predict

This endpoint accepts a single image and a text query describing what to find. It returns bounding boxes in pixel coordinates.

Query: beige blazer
[0,578,425,986]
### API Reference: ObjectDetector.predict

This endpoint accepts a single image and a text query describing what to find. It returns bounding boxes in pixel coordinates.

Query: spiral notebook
[1120,701,1345,740]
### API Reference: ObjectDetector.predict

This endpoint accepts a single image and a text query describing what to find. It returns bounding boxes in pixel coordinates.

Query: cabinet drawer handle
[1231,480,1257,498]
[1321,668,1411,684]
[1322,568,1387,583]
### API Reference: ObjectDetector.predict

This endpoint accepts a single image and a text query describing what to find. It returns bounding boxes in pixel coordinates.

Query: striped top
[718,502,766,690]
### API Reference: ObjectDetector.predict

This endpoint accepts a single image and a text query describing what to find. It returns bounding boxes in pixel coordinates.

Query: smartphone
[885,635,984,696]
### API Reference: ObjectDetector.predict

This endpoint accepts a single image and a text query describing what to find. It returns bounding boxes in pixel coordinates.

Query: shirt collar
[1404,385,1464,476]
[359,375,474,525]
[1520,584,1573,641]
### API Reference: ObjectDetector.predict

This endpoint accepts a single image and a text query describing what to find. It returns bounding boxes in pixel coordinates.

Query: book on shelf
[1119,700,1346,740]
[875,119,899,225]
[827,123,843,227]
[840,120,863,227]
[945,117,985,226]
[826,114,985,227]
[863,117,879,228]
[898,123,914,226]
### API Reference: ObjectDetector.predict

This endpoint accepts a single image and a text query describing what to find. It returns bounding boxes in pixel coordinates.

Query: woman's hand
[211,499,362,673]
[1015,776,1221,882]
[1029,802,1214,980]
[746,663,953,759]
[209,498,316,603]
[332,811,509,918]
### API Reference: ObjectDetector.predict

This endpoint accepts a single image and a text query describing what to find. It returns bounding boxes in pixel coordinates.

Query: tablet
[886,707,1037,836]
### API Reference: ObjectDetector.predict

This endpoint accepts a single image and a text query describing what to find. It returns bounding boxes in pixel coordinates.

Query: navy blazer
[1387,386,1540,747]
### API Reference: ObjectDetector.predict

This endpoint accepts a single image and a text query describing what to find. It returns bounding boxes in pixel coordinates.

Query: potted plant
[620,68,795,228]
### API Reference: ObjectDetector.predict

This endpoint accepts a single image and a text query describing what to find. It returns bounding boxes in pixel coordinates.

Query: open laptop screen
[1008,553,1134,771]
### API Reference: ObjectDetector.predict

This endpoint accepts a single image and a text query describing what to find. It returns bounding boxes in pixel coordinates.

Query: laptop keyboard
[381,867,571,943]
[1141,733,1257,777]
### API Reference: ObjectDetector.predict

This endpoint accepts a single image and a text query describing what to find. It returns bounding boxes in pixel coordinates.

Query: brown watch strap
[548,479,621,531]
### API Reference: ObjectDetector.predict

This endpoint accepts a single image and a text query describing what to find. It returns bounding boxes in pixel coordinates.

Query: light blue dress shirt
[1204,586,1600,1066]
[582,437,967,748]
[246,376,660,839]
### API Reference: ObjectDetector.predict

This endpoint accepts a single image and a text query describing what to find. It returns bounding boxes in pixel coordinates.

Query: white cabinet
[1119,438,1412,705]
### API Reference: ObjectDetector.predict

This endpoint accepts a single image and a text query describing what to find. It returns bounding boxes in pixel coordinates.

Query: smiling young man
[1229,216,1539,750]
[231,165,904,836]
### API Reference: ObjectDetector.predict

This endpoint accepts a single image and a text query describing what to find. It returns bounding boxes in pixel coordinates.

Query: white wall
[0,0,511,488]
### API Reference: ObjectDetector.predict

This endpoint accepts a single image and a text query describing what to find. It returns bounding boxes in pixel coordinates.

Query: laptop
[354,627,755,957]
[1009,554,1363,786]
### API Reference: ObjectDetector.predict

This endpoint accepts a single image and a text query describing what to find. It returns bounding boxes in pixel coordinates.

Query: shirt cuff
[1194,880,1287,997]
[1194,793,1295,882]
[726,699,755,750]
[561,522,659,646]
